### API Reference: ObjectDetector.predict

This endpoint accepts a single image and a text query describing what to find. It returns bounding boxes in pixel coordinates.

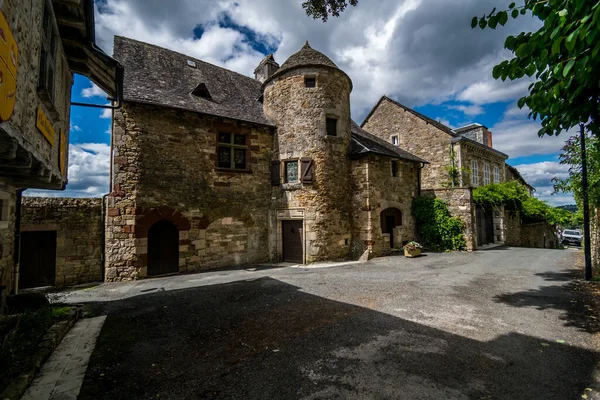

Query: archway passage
[147,220,179,276]
[380,208,403,248]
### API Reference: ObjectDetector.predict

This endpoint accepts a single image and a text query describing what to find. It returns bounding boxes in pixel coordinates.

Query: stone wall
[0,185,17,311]
[21,197,103,286]
[362,98,452,189]
[264,66,353,262]
[107,103,274,281]
[421,188,476,251]
[1,0,72,185]
[351,155,419,258]
[504,211,559,249]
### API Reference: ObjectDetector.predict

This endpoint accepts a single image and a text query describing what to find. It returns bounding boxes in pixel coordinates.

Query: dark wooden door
[476,208,485,246]
[485,208,495,244]
[147,220,179,276]
[19,231,56,289]
[385,216,396,248]
[282,220,303,263]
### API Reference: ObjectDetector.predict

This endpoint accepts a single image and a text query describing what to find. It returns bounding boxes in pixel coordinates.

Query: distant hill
[557,204,578,213]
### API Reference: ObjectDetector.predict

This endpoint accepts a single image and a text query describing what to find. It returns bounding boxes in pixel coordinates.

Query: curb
[0,306,82,400]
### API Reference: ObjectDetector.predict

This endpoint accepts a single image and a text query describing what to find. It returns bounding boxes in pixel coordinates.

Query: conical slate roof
[263,41,351,89]
[279,41,339,72]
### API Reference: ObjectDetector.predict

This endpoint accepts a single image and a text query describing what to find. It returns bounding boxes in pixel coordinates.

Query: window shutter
[301,158,313,183]
[271,160,281,186]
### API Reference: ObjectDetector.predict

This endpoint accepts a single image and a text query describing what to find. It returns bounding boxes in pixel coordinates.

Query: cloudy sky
[28,0,576,205]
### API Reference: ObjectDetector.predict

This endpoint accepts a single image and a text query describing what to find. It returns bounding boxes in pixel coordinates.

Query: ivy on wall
[412,197,466,251]
[472,181,575,226]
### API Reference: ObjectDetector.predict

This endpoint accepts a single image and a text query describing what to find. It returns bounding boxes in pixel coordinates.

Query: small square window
[326,118,337,136]
[391,161,398,177]
[285,160,299,183]
[305,77,316,88]
[391,136,398,146]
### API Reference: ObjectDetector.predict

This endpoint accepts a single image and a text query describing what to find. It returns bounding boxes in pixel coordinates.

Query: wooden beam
[56,15,86,31]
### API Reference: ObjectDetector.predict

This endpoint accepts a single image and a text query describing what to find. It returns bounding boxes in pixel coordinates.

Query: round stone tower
[263,42,353,263]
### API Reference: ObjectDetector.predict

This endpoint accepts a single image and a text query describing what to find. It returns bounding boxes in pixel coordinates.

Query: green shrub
[412,197,466,251]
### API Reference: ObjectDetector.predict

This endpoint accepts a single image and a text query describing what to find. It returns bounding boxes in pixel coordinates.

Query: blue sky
[28,0,575,205]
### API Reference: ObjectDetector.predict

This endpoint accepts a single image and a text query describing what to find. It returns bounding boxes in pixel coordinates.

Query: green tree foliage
[411,197,466,251]
[302,0,358,21]
[473,1,600,138]
[473,181,576,225]
[554,134,600,208]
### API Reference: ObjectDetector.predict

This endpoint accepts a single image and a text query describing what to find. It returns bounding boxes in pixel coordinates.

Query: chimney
[485,129,493,148]
[254,54,279,83]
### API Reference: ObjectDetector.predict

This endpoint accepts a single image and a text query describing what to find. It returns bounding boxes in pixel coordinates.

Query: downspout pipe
[13,189,24,294]
[417,162,425,196]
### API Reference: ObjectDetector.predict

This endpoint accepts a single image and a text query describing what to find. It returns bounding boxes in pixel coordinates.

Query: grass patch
[0,306,72,391]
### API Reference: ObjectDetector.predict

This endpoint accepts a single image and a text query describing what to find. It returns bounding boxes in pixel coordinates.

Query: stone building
[0,0,120,307]
[103,37,426,281]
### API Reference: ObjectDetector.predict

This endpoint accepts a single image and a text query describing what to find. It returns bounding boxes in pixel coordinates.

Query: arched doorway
[380,208,403,248]
[147,220,179,276]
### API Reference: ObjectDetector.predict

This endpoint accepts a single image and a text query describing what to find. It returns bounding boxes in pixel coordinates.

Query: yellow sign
[59,130,67,175]
[0,10,18,122]
[36,107,55,145]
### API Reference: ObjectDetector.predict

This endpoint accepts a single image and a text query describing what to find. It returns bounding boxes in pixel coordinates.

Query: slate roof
[454,123,486,134]
[362,96,457,137]
[113,36,272,126]
[264,42,352,88]
[350,121,428,164]
[450,136,508,159]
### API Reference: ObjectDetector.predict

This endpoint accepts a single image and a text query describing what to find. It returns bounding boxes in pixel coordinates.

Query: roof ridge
[380,96,456,136]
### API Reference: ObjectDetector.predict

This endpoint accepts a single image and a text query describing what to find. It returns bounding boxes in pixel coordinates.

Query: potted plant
[403,241,422,258]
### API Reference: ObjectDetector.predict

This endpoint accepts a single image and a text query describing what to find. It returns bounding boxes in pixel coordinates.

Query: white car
[562,229,583,246]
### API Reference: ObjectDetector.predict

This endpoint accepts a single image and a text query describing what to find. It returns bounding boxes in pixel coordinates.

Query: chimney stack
[254,54,279,83]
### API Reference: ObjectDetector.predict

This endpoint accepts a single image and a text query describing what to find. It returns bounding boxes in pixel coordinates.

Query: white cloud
[24,143,110,198]
[447,104,484,117]
[512,161,575,206]
[71,124,82,132]
[81,83,108,98]
[492,119,569,158]
[100,108,112,119]
[457,78,531,106]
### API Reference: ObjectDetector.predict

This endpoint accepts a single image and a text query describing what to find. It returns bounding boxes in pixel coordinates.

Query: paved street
[56,247,598,399]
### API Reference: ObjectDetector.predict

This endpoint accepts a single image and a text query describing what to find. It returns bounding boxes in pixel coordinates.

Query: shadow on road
[78,277,597,400]
[493,269,600,334]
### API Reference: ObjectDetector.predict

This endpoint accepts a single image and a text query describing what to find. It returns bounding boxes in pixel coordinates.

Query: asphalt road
[61,247,598,399]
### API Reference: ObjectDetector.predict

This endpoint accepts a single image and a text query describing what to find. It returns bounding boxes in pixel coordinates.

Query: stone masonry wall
[520,222,559,249]
[0,185,17,310]
[351,155,419,258]
[265,66,353,262]
[107,103,273,281]
[21,197,103,286]
[504,210,521,247]
[362,99,451,189]
[1,0,72,184]
[421,188,477,251]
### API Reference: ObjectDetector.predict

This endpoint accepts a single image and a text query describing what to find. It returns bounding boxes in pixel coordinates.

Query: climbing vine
[472,181,575,225]
[412,197,466,251]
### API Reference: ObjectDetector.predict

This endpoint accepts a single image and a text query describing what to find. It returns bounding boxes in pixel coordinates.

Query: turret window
[284,160,299,183]
[326,117,338,136]
[304,77,316,88]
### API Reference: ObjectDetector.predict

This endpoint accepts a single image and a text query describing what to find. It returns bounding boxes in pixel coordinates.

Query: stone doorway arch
[380,208,403,248]
[147,220,179,276]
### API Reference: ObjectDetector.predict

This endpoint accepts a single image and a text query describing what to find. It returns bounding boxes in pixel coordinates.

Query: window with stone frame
[304,76,316,88]
[39,0,58,104]
[471,160,479,186]
[326,117,338,136]
[0,194,9,229]
[217,132,247,170]
[493,165,500,183]
[284,160,299,183]
[391,135,399,146]
[483,163,491,185]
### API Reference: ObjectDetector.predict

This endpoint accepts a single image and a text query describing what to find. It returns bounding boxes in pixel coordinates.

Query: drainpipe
[100,194,109,282]
[12,189,24,294]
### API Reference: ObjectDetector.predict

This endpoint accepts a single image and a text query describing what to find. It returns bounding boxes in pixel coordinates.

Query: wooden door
[485,208,495,244]
[476,208,485,246]
[282,220,303,263]
[147,220,179,276]
[19,231,56,289]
